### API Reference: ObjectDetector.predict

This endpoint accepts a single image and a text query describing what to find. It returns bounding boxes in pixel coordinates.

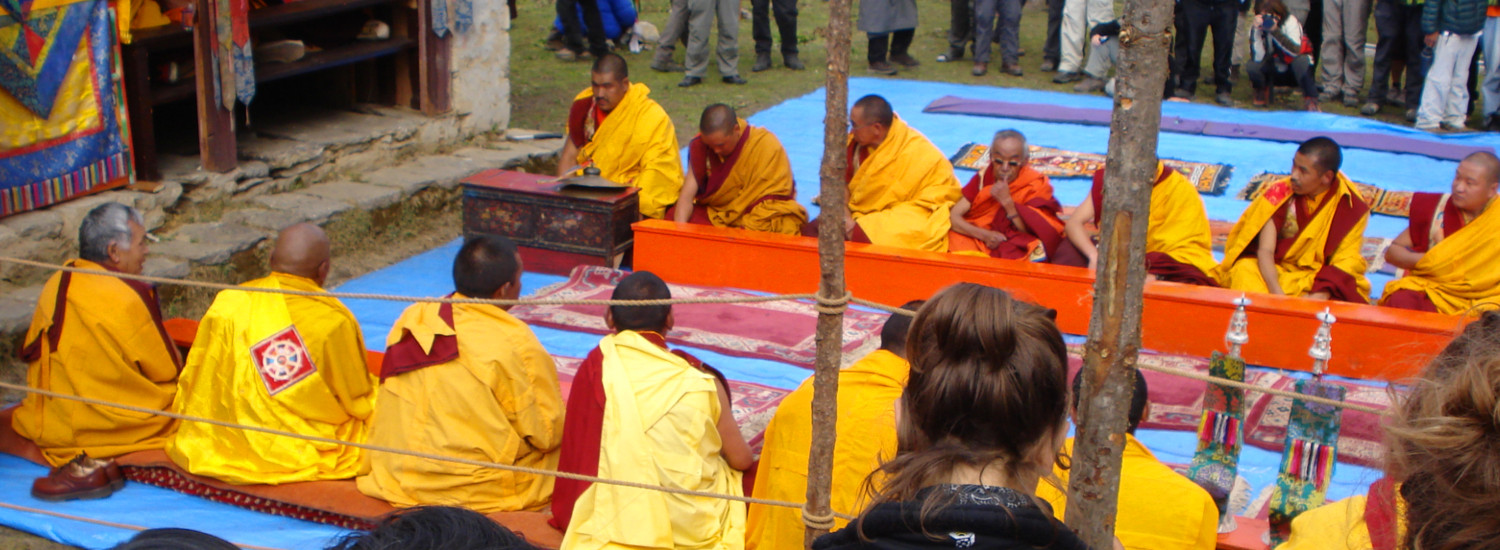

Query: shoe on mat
[32,454,123,502]
[1052,71,1082,84]
[890,53,921,67]
[868,61,897,75]
[678,76,703,87]
[1359,102,1379,116]
[1440,121,1470,132]
[1215,92,1232,106]
[723,75,748,84]
[1074,77,1105,93]
[783,53,805,70]
[1405,108,1418,122]
[752,52,772,72]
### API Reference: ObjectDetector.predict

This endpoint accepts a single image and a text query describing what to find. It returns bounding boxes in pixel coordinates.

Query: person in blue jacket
[553,0,638,45]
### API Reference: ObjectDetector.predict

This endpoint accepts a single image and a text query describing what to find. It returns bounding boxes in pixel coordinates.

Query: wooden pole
[803,0,851,545]
[1062,0,1174,546]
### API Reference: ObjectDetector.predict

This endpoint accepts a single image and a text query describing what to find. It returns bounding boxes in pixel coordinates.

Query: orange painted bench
[632,219,1463,381]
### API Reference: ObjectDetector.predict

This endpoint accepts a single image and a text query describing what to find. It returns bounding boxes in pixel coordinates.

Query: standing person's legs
[752,0,773,56]
[1076,0,1114,73]
[557,0,586,54]
[947,0,975,57]
[1366,0,1398,107]
[773,0,799,56]
[1445,34,1480,127]
[869,32,891,64]
[1401,5,1426,109]
[1339,0,1370,98]
[1059,0,1089,73]
[1293,55,1320,98]
[654,0,692,68]
[715,0,742,78]
[890,28,917,59]
[1043,0,1065,69]
[1418,33,1463,128]
[684,0,715,78]
[577,0,609,56]
[1175,0,1212,95]
[1319,0,1347,98]
[1482,18,1500,121]
[997,0,1024,67]
[973,0,999,67]
[1247,58,1270,92]
[1232,8,1253,71]
[1208,2,1238,96]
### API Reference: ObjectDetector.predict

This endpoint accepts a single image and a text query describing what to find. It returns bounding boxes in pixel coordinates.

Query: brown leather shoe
[32,454,122,501]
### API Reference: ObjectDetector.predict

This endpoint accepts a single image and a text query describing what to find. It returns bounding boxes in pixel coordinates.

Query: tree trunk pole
[1063,0,1173,546]
[803,0,851,546]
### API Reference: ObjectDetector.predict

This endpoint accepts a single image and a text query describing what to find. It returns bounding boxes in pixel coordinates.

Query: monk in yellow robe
[14,203,180,499]
[745,300,922,550]
[1052,162,1220,286]
[668,103,808,235]
[557,53,683,219]
[562,271,752,550]
[805,94,961,252]
[357,235,564,513]
[1215,137,1371,302]
[166,223,376,485]
[1380,152,1500,314]
[1279,477,1405,549]
[1038,372,1218,550]
[947,130,1066,261]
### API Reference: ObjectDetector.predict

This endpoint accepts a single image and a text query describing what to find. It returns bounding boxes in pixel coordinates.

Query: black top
[813,485,1097,550]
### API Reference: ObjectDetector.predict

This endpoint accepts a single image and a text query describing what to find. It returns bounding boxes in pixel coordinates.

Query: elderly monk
[805,95,961,252]
[745,300,922,550]
[1215,137,1370,302]
[668,103,808,235]
[166,223,376,485]
[1052,162,1220,286]
[14,202,180,501]
[558,53,683,219]
[358,235,562,512]
[558,271,753,548]
[1038,372,1219,550]
[947,130,1066,260]
[1380,152,1500,314]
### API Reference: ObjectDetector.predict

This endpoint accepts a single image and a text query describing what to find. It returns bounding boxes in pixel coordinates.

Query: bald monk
[745,300,922,550]
[166,223,377,485]
[358,235,563,512]
[947,130,1066,260]
[669,103,808,235]
[1215,137,1371,302]
[558,53,684,219]
[558,271,753,548]
[805,94,961,252]
[1380,152,1500,314]
[1052,162,1220,286]
[14,203,180,500]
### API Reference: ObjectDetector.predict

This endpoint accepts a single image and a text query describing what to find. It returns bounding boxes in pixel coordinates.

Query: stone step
[246,193,354,226]
[153,222,270,265]
[295,181,403,210]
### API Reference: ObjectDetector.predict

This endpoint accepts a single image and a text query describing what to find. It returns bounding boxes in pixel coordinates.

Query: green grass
[507,0,1418,144]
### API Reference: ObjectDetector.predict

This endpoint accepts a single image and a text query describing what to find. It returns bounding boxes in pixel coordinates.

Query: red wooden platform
[632,220,1465,381]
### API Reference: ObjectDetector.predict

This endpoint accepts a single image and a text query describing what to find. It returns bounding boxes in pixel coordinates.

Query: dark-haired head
[1071,369,1150,434]
[590,53,630,112]
[698,103,742,157]
[1290,137,1342,197]
[112,528,239,550]
[879,300,925,358]
[850,95,895,149]
[1254,0,1287,19]
[606,271,673,333]
[453,235,522,303]
[326,506,537,550]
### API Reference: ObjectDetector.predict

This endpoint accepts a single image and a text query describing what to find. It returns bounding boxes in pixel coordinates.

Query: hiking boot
[1342,95,1359,108]
[1387,89,1406,107]
[1174,88,1195,100]
[1052,71,1082,84]
[890,53,921,67]
[1359,102,1379,116]
[1003,62,1022,76]
[752,52,772,72]
[868,61,897,75]
[1074,77,1105,93]
[783,53,805,70]
[1441,121,1470,132]
[936,47,964,62]
[722,75,748,85]
[1253,88,1270,106]
[1318,89,1339,103]
[556,49,581,61]
[1215,92,1232,106]
[651,59,686,72]
[1405,108,1418,122]
[972,62,988,76]
[32,454,123,502]
[544,32,566,51]
[1305,96,1321,112]
[678,76,703,87]
[1040,58,1058,72]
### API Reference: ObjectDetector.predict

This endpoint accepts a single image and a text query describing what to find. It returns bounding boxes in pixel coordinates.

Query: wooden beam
[123,42,161,181]
[416,0,452,115]
[192,0,237,173]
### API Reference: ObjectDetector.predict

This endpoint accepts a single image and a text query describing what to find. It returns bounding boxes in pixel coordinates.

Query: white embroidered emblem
[250,326,316,395]
[950,532,976,548]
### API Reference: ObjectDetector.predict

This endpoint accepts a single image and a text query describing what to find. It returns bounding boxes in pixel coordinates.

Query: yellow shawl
[1215,173,1370,300]
[572,84,684,219]
[846,116,961,252]
[1149,167,1221,284]
[691,122,807,235]
[1381,200,1500,314]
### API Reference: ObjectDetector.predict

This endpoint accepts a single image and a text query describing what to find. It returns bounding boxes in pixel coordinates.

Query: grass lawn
[507,0,1418,144]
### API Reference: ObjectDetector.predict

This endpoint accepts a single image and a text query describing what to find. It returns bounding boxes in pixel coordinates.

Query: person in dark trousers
[1042,0,1065,70]
[972,0,1025,75]
[750,0,802,71]
[861,0,920,74]
[556,0,609,60]
[1173,0,1249,104]
[939,0,974,62]
[1248,0,1321,110]
[1363,0,1427,118]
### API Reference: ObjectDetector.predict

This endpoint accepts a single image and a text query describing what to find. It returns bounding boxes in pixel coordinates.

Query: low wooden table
[461,169,640,275]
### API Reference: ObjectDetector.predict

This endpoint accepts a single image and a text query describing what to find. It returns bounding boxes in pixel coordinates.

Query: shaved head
[699,103,739,135]
[1462,151,1500,183]
[1296,136,1343,174]
[609,271,671,333]
[852,95,894,126]
[269,223,331,284]
[592,53,629,80]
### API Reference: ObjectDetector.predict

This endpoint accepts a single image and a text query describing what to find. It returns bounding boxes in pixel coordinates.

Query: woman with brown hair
[813,282,1101,549]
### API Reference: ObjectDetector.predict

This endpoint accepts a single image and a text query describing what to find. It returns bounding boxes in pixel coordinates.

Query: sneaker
[783,53,805,70]
[1318,89,1339,103]
[678,76,703,87]
[1305,96,1322,112]
[972,62,988,76]
[1074,77,1105,93]
[544,33,566,51]
[1440,121,1470,132]
[752,52,772,72]
[255,39,306,64]
[722,75,748,85]
[1387,89,1407,107]
[556,49,580,61]
[1174,88,1195,100]
[651,59,686,72]
[890,53,921,67]
[1002,62,1023,76]
[1342,95,1359,108]
[1215,92,1233,106]
[1405,108,1418,122]
[936,47,965,62]
[1254,88,1270,106]
[1040,59,1058,72]
[1359,102,1379,116]
[868,61,898,75]
[1052,71,1082,84]
[31,454,123,502]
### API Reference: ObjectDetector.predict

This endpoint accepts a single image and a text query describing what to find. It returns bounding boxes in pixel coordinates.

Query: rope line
[1132,362,1387,415]
[0,501,280,550]
[0,381,858,522]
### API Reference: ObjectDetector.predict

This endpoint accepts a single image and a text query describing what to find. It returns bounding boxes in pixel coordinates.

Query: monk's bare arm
[1064,196,1100,268]
[1385,228,1423,270]
[950,198,998,245]
[558,140,580,176]
[713,379,754,471]
[674,171,699,223]
[990,185,1031,235]
[1256,221,1285,295]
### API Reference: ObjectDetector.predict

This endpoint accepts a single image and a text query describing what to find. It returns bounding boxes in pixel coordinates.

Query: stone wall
[449,0,513,137]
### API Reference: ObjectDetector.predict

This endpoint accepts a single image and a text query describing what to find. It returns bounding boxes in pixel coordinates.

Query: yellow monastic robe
[746,349,907,550]
[166,273,376,485]
[357,298,564,513]
[688,121,808,235]
[846,116,962,252]
[1148,166,1221,284]
[1277,496,1374,550]
[570,84,683,219]
[561,331,745,550]
[1380,200,1500,315]
[1039,436,1218,550]
[12,259,181,466]
[1215,173,1371,301]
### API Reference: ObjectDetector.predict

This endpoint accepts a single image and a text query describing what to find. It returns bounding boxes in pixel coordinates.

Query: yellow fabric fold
[697,122,808,235]
[1149,166,1221,284]
[357,298,564,513]
[166,273,376,485]
[847,116,961,252]
[746,349,908,550]
[1380,201,1500,314]
[1039,436,1218,550]
[572,84,684,219]
[561,330,745,550]
[1215,173,1370,300]
[1276,496,1373,549]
